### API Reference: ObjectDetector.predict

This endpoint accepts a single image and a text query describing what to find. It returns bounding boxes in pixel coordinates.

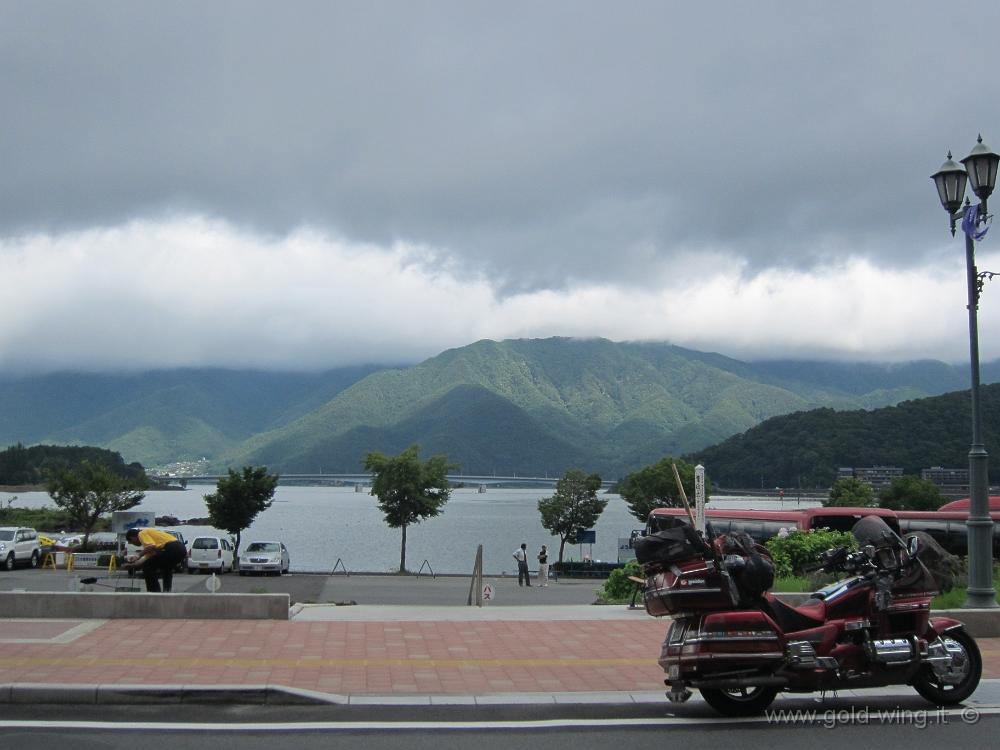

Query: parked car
[54,531,119,552]
[163,530,187,573]
[187,535,235,573]
[0,527,41,570]
[54,534,84,551]
[239,541,290,576]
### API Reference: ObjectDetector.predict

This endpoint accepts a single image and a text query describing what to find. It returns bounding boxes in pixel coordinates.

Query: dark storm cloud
[4,1,998,293]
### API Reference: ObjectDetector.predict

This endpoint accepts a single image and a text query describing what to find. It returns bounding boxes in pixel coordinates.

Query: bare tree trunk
[558,536,567,564]
[399,523,407,572]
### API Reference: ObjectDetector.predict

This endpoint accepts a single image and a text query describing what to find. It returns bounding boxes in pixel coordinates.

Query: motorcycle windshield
[852,515,905,549]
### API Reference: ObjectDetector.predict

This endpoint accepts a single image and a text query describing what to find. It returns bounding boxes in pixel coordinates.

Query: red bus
[896,496,1000,555]
[937,496,1000,512]
[645,506,901,543]
[645,502,1000,555]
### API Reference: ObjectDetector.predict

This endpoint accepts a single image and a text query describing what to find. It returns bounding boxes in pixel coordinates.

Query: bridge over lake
[152,473,617,489]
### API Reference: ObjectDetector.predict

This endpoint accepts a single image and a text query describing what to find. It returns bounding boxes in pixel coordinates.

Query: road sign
[111,511,157,534]
[569,529,596,544]
[482,582,495,602]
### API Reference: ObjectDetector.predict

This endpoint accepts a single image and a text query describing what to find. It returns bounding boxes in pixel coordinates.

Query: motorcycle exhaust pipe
[690,676,789,689]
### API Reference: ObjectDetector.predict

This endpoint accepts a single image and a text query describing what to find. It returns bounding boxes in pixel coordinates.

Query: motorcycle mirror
[906,535,922,558]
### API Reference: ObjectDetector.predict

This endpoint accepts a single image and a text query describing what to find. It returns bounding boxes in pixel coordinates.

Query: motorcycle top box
[643,557,741,617]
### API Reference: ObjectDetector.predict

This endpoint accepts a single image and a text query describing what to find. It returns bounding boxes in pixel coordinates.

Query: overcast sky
[2,1,1000,374]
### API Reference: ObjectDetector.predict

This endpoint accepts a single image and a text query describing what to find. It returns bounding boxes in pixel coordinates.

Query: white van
[187,535,235,573]
[0,527,41,570]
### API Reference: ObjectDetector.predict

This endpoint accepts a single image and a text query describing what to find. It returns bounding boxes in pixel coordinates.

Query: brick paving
[0,613,669,696]
[0,612,997,698]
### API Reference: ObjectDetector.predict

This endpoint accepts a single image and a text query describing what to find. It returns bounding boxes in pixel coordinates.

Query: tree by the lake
[538,469,606,564]
[878,475,946,511]
[204,466,280,559]
[364,445,455,573]
[824,476,876,507]
[47,461,147,548]
[617,457,706,522]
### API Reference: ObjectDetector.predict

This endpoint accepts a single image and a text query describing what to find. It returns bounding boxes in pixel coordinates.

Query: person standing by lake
[537,544,549,586]
[513,543,531,586]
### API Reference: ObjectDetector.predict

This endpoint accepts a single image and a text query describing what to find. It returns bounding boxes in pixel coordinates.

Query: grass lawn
[929,585,1000,609]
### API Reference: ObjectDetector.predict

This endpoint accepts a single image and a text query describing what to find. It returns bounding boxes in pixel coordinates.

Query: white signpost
[695,464,706,535]
[482,582,495,604]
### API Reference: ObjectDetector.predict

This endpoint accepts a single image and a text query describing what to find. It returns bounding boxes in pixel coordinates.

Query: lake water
[0,486,821,574]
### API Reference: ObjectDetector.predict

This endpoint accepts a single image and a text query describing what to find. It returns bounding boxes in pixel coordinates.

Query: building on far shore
[844,466,903,490]
[837,465,969,497]
[920,466,969,495]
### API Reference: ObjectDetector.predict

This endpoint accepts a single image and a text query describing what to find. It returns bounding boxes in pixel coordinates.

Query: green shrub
[766,529,857,578]
[597,560,642,603]
[0,505,87,531]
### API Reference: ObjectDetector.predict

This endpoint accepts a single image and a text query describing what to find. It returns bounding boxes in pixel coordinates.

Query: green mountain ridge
[2,338,997,477]
[221,338,995,477]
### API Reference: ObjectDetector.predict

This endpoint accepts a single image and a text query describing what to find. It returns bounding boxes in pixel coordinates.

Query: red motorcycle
[637,516,982,716]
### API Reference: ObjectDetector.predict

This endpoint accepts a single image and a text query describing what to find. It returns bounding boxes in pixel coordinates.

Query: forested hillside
[0,366,384,467]
[0,443,148,486]
[689,383,1000,488]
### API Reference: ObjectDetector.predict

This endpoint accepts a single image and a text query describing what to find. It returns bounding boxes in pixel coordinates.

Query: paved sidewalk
[1,605,998,705]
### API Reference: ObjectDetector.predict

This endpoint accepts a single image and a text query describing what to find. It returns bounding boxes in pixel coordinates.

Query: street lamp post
[931,135,999,609]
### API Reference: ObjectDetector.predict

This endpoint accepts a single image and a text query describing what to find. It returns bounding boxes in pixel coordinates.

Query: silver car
[0,527,41,570]
[239,541,290,576]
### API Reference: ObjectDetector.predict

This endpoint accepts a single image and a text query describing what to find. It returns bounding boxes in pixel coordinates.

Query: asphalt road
[2,702,996,747]
[0,567,609,606]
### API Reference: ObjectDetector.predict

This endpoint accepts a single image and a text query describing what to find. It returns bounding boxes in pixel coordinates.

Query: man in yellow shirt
[124,527,186,592]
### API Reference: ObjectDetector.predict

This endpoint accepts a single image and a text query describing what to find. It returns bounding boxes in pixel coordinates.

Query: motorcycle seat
[763,595,826,633]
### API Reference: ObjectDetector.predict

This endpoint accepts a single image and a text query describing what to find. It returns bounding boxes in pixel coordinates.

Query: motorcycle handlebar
[812,546,875,575]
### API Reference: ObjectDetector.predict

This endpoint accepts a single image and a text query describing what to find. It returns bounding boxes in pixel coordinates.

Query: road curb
[4,680,999,707]
[0,683,334,705]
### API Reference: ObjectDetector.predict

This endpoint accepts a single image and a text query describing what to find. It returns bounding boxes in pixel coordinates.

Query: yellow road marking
[0,656,654,669]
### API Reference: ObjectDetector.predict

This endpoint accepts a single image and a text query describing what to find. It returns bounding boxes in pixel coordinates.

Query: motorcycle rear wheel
[700,686,778,716]
[912,630,982,705]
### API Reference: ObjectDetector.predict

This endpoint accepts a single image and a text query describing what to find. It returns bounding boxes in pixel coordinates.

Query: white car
[239,541,290,576]
[0,527,41,570]
[187,535,235,573]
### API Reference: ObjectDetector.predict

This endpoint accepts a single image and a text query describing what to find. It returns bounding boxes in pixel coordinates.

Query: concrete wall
[0,591,289,620]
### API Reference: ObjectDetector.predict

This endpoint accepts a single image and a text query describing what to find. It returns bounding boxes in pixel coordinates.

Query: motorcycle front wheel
[912,630,982,705]
[700,686,778,716]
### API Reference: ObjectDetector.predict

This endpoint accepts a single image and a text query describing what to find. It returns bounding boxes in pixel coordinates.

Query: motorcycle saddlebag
[634,524,711,568]
[643,558,741,617]
[715,532,775,604]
